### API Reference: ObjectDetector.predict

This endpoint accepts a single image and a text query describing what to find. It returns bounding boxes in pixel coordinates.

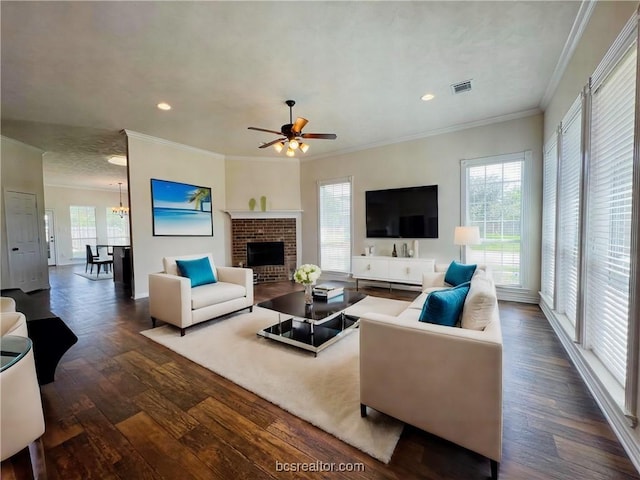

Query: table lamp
[454,226,481,262]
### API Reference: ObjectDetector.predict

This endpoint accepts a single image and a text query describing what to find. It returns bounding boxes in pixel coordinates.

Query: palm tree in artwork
[187,188,211,211]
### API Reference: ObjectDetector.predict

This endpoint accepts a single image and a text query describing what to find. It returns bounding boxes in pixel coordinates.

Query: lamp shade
[454,226,480,246]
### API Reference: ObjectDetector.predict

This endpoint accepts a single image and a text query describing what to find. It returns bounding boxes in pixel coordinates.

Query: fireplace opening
[247,241,285,267]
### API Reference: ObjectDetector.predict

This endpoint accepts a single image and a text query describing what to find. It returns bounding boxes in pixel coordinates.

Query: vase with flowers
[293,264,322,304]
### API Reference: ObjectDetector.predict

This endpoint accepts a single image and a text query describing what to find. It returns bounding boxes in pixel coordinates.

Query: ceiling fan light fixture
[299,142,309,153]
[286,147,296,157]
[273,142,285,153]
[289,139,299,150]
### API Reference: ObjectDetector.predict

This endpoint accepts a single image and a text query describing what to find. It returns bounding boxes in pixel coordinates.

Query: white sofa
[0,311,46,465]
[359,265,502,479]
[148,253,254,336]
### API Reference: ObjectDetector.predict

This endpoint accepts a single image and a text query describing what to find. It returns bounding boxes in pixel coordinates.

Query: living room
[2,1,640,479]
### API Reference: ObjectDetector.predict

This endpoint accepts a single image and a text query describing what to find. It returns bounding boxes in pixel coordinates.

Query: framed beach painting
[150,179,213,236]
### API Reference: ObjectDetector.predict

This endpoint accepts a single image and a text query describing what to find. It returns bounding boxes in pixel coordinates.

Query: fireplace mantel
[224,210,302,220]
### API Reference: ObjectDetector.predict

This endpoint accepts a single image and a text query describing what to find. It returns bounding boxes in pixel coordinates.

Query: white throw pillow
[461,275,496,330]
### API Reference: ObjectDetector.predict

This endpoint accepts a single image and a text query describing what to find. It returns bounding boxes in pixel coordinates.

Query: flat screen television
[365,185,438,238]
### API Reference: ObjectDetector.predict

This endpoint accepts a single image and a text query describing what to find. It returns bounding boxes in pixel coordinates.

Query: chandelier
[112,182,129,218]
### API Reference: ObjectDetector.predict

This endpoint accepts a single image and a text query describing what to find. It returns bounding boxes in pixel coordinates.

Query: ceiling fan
[248,100,337,156]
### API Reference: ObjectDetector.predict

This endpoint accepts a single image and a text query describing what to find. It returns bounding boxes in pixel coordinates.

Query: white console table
[351,256,435,291]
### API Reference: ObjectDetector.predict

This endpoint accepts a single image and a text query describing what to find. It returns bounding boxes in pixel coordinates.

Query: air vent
[451,79,473,95]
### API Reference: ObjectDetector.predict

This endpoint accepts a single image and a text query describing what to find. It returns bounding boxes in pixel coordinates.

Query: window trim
[316,176,353,275]
[460,150,531,296]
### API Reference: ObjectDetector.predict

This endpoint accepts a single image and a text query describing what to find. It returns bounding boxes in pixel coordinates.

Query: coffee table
[257,289,366,355]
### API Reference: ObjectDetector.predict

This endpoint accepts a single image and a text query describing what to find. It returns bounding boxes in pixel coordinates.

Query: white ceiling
[1,1,582,190]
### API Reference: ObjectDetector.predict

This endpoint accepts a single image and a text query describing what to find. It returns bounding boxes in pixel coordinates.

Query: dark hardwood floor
[2,264,639,479]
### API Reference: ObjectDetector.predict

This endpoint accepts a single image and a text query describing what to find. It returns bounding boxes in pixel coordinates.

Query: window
[106,208,130,246]
[318,177,352,273]
[69,206,97,259]
[541,137,558,304]
[462,152,529,287]
[584,43,636,387]
[556,98,583,326]
[539,15,638,412]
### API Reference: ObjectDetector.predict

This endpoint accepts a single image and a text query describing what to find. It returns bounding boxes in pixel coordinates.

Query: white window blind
[318,178,352,273]
[464,153,525,287]
[584,44,636,387]
[555,99,582,326]
[70,206,97,259]
[541,138,558,303]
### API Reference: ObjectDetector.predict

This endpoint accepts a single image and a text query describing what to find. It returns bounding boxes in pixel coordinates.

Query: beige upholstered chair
[1,324,46,467]
[1,296,16,313]
[0,312,28,337]
[149,253,254,336]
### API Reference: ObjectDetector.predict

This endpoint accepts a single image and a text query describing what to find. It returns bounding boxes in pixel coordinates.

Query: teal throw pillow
[444,260,477,286]
[176,257,217,287]
[419,282,470,327]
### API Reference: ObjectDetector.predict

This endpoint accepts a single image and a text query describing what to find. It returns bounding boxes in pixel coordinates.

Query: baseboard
[540,299,640,473]
[496,287,539,304]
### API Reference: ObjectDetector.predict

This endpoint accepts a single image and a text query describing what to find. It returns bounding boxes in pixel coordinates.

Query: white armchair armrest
[216,267,254,305]
[148,273,192,328]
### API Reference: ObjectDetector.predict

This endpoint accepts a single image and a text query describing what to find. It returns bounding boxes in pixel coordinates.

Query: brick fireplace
[229,212,300,283]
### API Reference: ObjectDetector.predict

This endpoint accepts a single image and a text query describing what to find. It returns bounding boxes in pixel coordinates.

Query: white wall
[225,157,301,210]
[43,185,126,265]
[300,113,543,300]
[0,136,49,290]
[126,131,227,298]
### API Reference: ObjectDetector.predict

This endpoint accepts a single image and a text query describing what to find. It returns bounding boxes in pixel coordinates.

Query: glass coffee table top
[257,289,366,324]
[257,289,366,355]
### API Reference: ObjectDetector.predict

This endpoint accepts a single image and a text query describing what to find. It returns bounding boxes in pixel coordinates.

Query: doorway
[45,209,57,266]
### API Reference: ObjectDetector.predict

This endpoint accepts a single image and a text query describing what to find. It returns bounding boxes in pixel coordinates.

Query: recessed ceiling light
[157,102,172,111]
[108,155,127,166]
[421,93,435,101]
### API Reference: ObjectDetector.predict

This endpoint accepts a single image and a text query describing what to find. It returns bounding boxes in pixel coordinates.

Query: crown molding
[124,129,225,160]
[304,108,541,162]
[539,0,596,109]
[224,155,299,163]
[0,135,44,153]
[44,182,127,193]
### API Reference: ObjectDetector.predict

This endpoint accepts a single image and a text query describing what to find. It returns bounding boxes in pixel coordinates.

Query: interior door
[45,209,57,266]
[5,191,44,292]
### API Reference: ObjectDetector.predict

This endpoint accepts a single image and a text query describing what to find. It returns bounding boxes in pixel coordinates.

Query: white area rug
[140,299,406,463]
[75,271,113,281]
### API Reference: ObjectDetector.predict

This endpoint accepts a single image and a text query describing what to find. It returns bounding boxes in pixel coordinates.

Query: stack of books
[312,284,344,300]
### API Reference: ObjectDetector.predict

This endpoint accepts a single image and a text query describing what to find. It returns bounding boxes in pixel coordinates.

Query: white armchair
[1,296,16,313]
[149,253,254,336]
[1,312,46,472]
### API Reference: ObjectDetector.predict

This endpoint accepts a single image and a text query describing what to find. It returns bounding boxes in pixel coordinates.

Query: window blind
[318,178,352,273]
[585,44,636,386]
[464,153,524,287]
[70,206,97,259]
[541,138,558,303]
[556,98,582,325]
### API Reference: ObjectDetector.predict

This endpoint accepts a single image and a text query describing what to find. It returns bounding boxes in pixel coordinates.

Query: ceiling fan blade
[292,117,308,134]
[259,138,286,148]
[301,133,337,140]
[248,126,283,135]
